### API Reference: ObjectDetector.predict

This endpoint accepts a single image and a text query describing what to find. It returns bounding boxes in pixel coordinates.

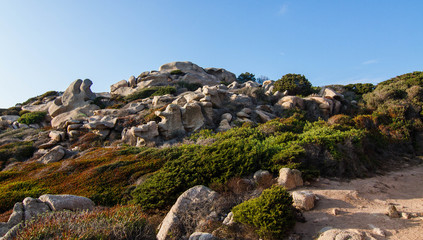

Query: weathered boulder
[22,197,51,221]
[253,170,273,185]
[221,113,232,122]
[217,119,231,132]
[0,115,19,125]
[277,168,303,190]
[323,88,344,101]
[292,191,317,210]
[317,229,374,240]
[110,80,129,92]
[204,68,236,84]
[181,102,205,132]
[387,205,400,218]
[49,130,65,142]
[157,185,219,240]
[153,95,175,108]
[38,194,95,211]
[277,96,305,110]
[222,212,234,226]
[50,98,99,128]
[128,75,137,87]
[38,145,66,164]
[93,109,130,117]
[255,109,274,123]
[7,203,24,228]
[123,101,145,114]
[85,116,117,129]
[156,104,186,139]
[189,232,219,240]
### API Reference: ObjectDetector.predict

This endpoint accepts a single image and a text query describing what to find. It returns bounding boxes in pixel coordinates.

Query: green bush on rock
[125,86,176,102]
[274,73,312,96]
[232,185,295,239]
[17,111,46,125]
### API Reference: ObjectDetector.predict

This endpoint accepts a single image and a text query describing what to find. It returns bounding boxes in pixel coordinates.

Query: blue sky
[0,0,422,108]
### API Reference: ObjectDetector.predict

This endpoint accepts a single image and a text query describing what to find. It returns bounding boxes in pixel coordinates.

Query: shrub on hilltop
[273,73,313,96]
[17,111,47,125]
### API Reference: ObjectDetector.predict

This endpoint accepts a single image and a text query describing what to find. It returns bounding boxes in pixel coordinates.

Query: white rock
[277,168,303,190]
[23,197,51,221]
[38,145,66,164]
[38,194,95,211]
[292,191,316,210]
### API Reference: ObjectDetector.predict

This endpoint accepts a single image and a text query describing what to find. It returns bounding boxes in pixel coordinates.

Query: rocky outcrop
[157,185,219,240]
[156,104,186,139]
[38,145,66,164]
[38,194,95,211]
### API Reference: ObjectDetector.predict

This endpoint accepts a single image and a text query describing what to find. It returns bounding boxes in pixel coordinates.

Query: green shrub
[344,83,375,96]
[125,86,176,102]
[177,81,203,91]
[22,91,58,105]
[0,141,35,169]
[274,73,312,96]
[232,185,295,239]
[13,205,155,240]
[170,69,184,75]
[17,112,46,125]
[237,72,256,83]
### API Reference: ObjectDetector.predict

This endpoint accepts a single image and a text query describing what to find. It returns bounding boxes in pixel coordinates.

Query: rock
[332,208,340,215]
[387,205,400,218]
[128,75,137,87]
[123,101,145,114]
[7,203,24,227]
[323,88,344,101]
[156,104,186,139]
[110,80,129,92]
[0,115,19,124]
[317,229,372,240]
[277,96,305,110]
[204,67,236,84]
[92,129,111,139]
[132,121,159,146]
[38,194,95,211]
[181,102,205,132]
[222,212,234,226]
[292,191,316,210]
[153,95,175,108]
[401,212,411,219]
[221,113,232,122]
[236,111,249,118]
[93,109,130,117]
[277,168,303,190]
[0,223,8,238]
[50,101,99,128]
[199,102,213,126]
[67,124,82,131]
[253,170,273,185]
[216,119,231,132]
[38,145,66,164]
[184,92,205,103]
[189,232,219,240]
[49,130,65,142]
[85,116,117,129]
[23,197,51,221]
[255,109,273,122]
[157,185,219,240]
[38,140,58,149]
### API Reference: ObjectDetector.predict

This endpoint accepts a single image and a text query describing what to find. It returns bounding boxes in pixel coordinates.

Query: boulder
[277,168,303,190]
[157,185,219,240]
[317,229,374,240]
[292,191,317,210]
[85,116,117,129]
[93,109,130,117]
[123,101,145,114]
[222,212,234,226]
[131,121,160,146]
[51,104,99,129]
[323,88,344,101]
[7,203,24,227]
[255,109,273,123]
[181,102,205,132]
[22,197,51,221]
[38,145,66,164]
[277,96,305,110]
[189,232,219,240]
[221,113,232,122]
[216,119,231,132]
[128,75,137,87]
[38,194,95,211]
[253,170,273,185]
[49,130,65,142]
[204,68,236,84]
[153,95,175,108]
[110,80,129,92]
[156,104,186,139]
[0,115,19,124]
[387,205,400,218]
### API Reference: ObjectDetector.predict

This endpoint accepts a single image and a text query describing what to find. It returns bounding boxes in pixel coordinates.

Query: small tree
[256,75,270,84]
[237,72,256,83]
[274,73,312,96]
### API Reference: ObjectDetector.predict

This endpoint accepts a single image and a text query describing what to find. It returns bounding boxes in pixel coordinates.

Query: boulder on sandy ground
[157,185,219,240]
[292,191,317,210]
[277,168,303,190]
[38,194,95,211]
[317,228,376,240]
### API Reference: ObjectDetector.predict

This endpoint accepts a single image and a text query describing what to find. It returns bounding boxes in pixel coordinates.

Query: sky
[0,0,422,108]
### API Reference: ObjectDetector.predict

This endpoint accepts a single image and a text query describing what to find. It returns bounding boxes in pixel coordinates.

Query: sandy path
[293,162,423,240]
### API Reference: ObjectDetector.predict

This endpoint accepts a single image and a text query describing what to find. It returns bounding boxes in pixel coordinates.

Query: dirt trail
[293,162,423,240]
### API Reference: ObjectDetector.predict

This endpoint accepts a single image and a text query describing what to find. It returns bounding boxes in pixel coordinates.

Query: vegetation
[274,73,313,96]
[125,86,176,102]
[344,83,375,97]
[13,205,155,240]
[17,111,47,125]
[232,186,295,239]
[0,141,35,169]
[170,69,184,75]
[177,81,203,91]
[21,91,58,106]
[237,72,256,83]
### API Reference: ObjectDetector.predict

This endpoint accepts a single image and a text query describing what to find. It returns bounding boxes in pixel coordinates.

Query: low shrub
[170,69,184,75]
[273,73,313,96]
[13,205,155,240]
[17,111,46,125]
[232,185,295,239]
[177,81,203,91]
[0,141,35,169]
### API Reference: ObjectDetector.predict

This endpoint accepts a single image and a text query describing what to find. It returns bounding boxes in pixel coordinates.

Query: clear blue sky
[0,0,422,108]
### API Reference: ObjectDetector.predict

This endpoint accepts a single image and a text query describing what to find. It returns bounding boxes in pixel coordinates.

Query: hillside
[0,62,422,239]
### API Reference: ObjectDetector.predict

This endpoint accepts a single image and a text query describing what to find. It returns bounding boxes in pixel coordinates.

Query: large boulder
[22,197,51,221]
[317,229,375,240]
[204,68,236,84]
[292,191,317,210]
[38,145,66,164]
[189,232,219,240]
[156,104,186,139]
[277,168,303,190]
[51,104,99,128]
[38,194,95,211]
[157,185,219,240]
[181,102,205,132]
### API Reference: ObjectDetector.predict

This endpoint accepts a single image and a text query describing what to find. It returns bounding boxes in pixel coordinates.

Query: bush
[344,83,375,96]
[237,72,256,83]
[13,205,155,240]
[17,111,46,125]
[274,74,312,96]
[232,185,295,239]
[170,69,184,75]
[0,141,36,169]
[177,81,203,91]
[125,86,176,102]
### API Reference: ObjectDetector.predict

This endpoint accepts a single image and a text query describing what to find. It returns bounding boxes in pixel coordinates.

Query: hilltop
[0,62,422,239]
